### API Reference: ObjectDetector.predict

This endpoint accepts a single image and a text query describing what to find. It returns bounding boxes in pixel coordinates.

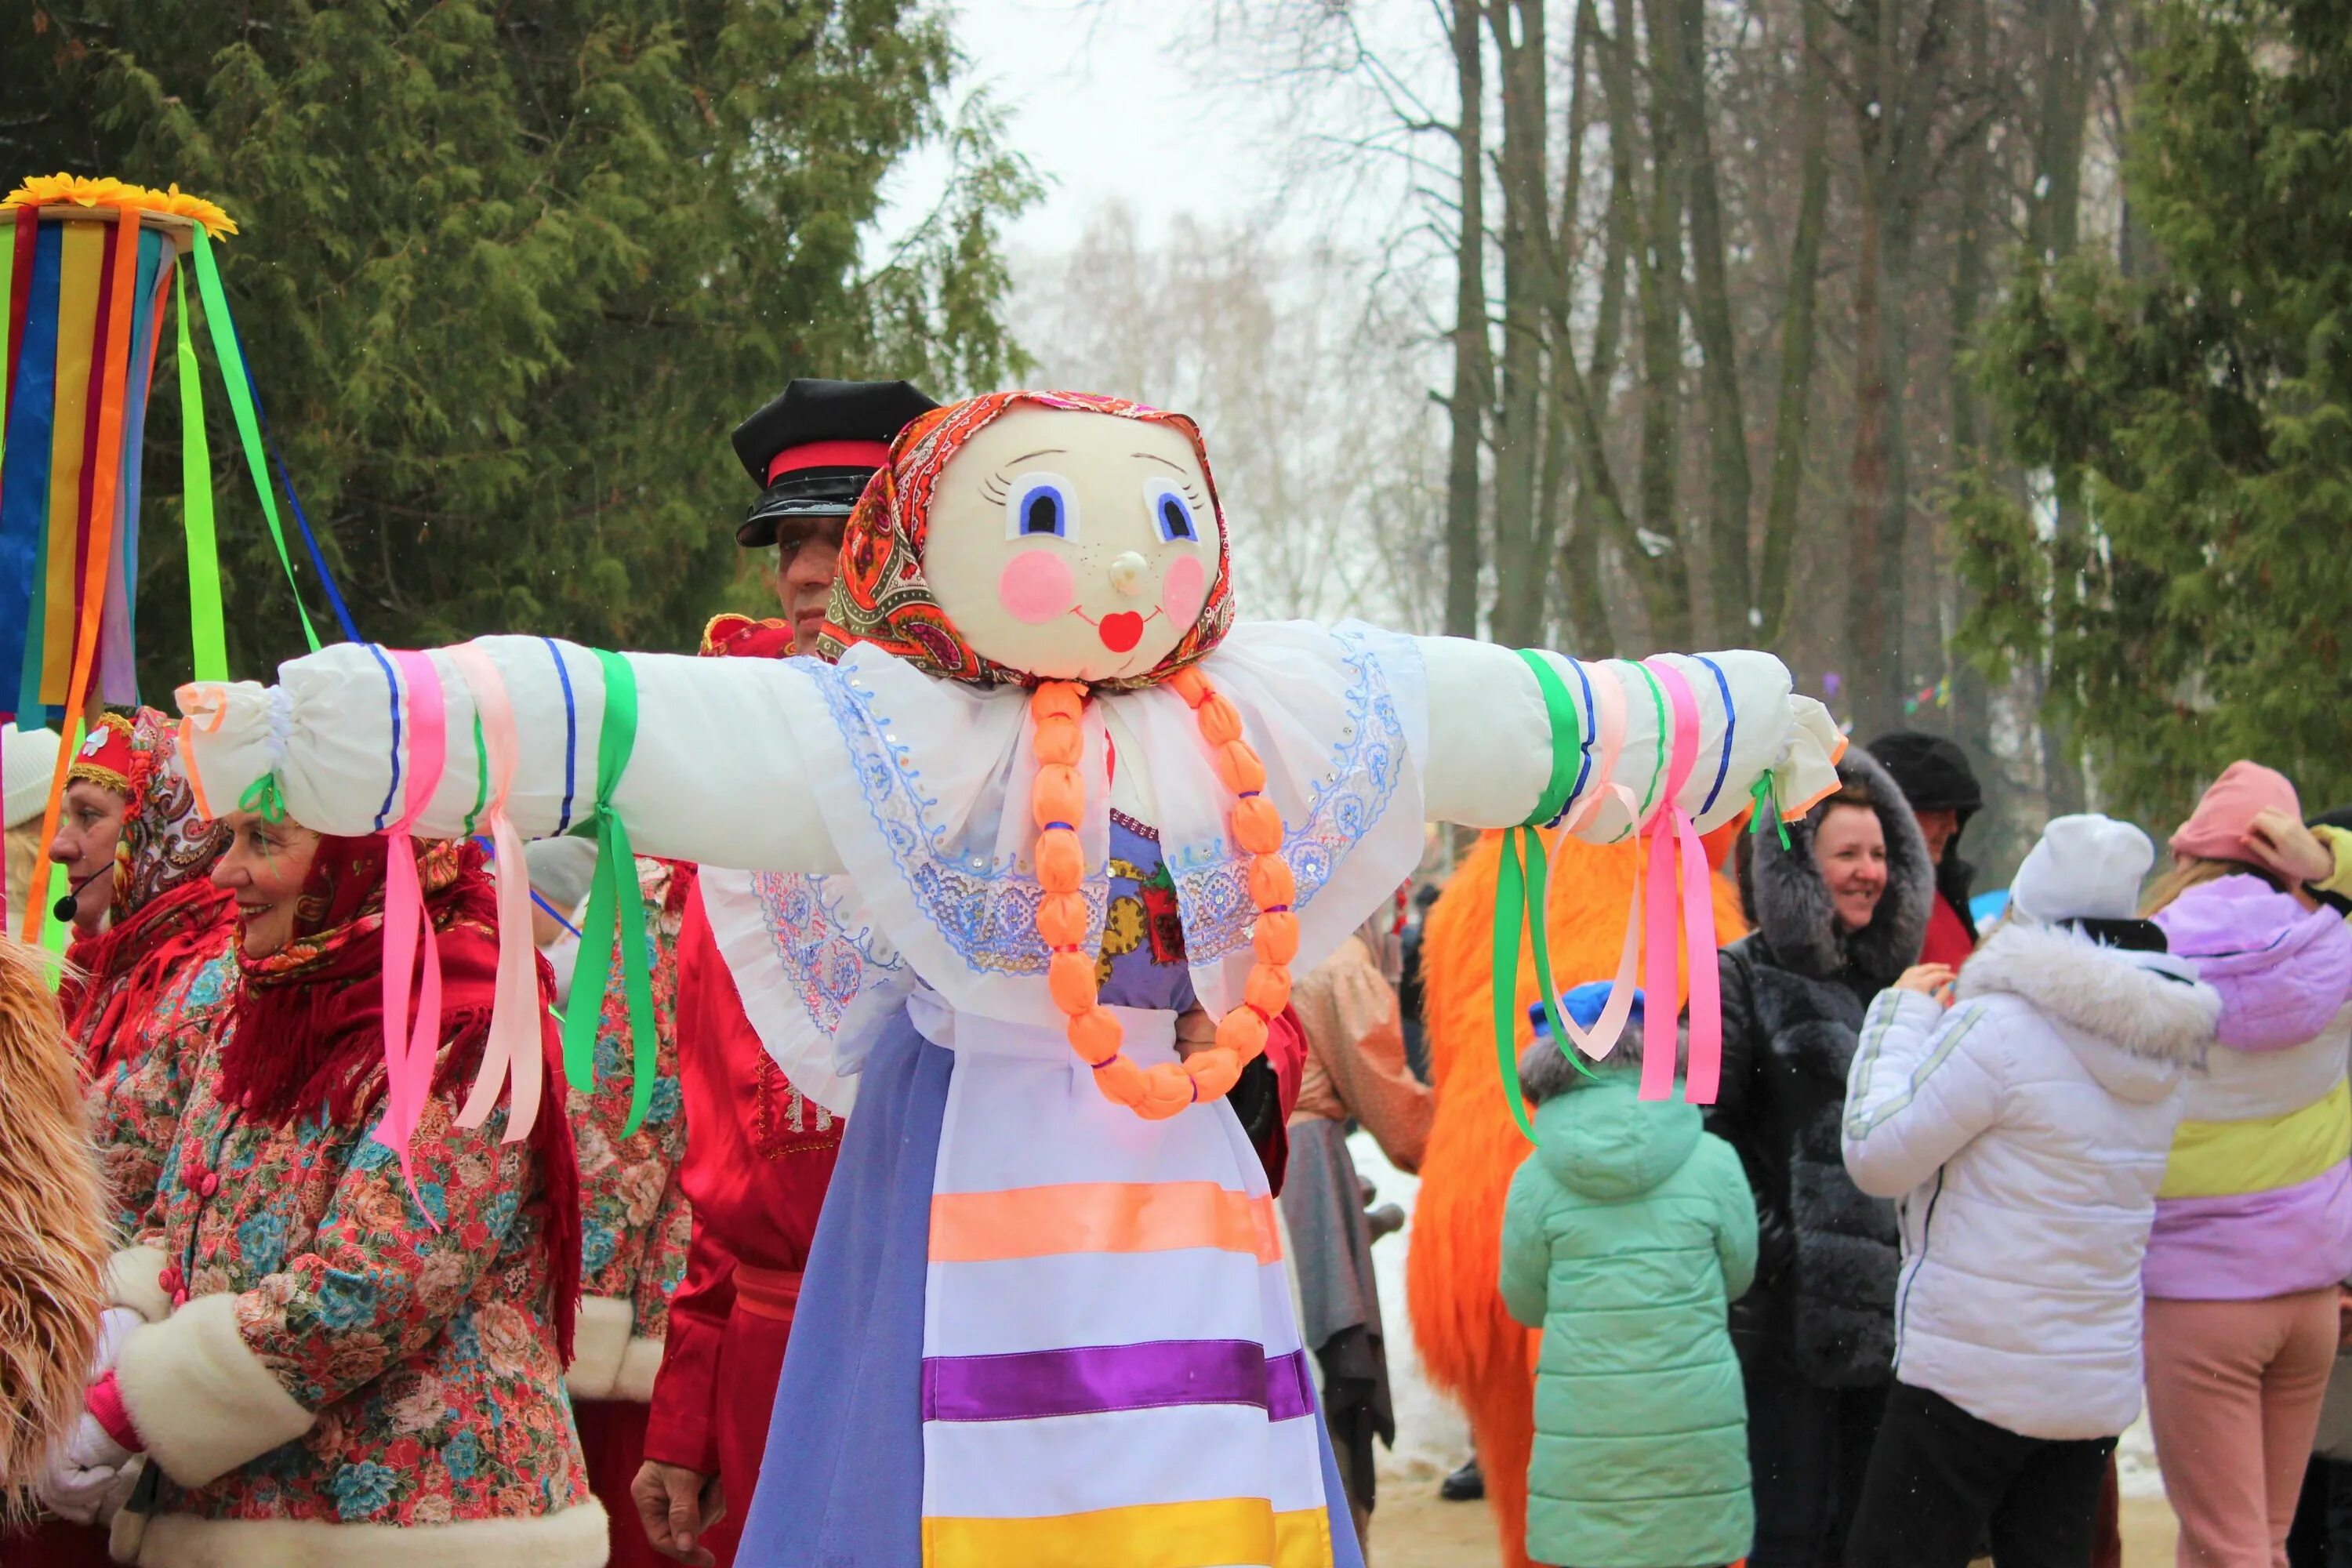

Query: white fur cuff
[564,1294,632,1402]
[114,1292,315,1488]
[614,1332,665,1404]
[107,1246,169,1323]
[125,1499,610,1568]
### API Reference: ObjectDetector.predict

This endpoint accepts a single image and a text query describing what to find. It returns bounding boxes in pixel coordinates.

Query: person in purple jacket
[2143,761,2352,1568]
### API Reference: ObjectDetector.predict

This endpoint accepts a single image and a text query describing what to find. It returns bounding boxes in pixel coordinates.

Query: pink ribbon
[1638,659,1722,1105]
[375,650,448,1207]
[448,644,543,1143]
[1554,662,1643,1062]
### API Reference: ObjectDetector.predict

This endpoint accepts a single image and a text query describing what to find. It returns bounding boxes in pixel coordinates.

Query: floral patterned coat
[85,949,238,1239]
[103,1015,601,1567]
[567,856,691,1403]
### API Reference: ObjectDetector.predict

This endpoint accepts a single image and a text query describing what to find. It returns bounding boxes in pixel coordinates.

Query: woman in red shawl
[35,811,603,1568]
[56,710,240,1236]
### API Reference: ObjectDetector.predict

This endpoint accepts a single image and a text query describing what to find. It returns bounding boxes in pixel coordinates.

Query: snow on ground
[1351,1130,1472,1483]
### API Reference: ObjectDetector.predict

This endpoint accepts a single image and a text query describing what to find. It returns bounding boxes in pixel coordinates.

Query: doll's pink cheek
[998,550,1076,624]
[1162,556,1207,627]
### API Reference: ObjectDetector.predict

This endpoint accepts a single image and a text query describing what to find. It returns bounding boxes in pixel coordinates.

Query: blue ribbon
[363,642,403,833]
[544,637,579,833]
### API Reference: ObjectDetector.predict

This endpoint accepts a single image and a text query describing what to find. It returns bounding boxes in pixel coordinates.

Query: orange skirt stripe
[928,1180,1282,1265]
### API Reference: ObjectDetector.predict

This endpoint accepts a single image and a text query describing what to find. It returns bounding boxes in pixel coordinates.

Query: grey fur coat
[1704,746,1932,1389]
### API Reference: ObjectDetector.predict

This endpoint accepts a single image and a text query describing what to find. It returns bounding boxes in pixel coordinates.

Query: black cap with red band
[729,377,939,547]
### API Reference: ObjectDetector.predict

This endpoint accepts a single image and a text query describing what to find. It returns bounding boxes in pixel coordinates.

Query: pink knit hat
[2170,760,2303,862]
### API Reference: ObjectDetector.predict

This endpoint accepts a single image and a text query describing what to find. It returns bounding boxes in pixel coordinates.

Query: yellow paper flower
[0,172,237,240]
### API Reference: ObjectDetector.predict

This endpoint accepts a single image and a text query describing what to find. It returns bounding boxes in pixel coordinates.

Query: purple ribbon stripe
[922,1339,1315,1424]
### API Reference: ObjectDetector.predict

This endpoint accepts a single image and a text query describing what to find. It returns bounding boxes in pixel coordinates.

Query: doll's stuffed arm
[176,637,844,874]
[1414,636,1841,836]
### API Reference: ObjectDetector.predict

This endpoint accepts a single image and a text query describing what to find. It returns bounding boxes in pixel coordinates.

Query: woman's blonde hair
[2140,855,2283,917]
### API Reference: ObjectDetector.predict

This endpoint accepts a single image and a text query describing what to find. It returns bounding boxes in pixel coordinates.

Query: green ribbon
[176,261,227,683]
[561,648,658,1134]
[1492,652,1597,1142]
[461,713,488,837]
[191,229,320,653]
[238,773,288,824]
[1624,658,1671,834]
[1749,772,1793,849]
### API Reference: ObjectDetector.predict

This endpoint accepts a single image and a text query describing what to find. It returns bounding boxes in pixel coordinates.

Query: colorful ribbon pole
[448,644,544,1142]
[190,227,321,654]
[561,648,658,1134]
[373,649,448,1212]
[174,263,224,683]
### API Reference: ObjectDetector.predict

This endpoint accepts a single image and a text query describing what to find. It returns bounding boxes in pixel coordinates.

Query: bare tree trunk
[2034,0,2091,811]
[1758,0,1828,648]
[1671,0,1753,644]
[1555,0,1637,655]
[1487,0,1552,650]
[1632,0,1693,648]
[1947,0,2002,807]
[1445,0,1492,640]
[1840,0,1955,739]
[1544,5,1611,652]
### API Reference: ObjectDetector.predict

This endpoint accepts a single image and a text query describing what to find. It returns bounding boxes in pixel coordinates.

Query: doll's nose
[1108,552,1149,597]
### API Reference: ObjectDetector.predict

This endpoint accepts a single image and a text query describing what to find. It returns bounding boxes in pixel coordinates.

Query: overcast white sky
[887,0,1283,252]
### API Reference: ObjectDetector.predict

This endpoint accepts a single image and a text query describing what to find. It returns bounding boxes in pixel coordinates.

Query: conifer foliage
[1958,0,2352,824]
[0,1,1033,674]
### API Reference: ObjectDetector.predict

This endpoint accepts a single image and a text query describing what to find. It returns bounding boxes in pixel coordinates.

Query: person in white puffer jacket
[1837,815,2223,1568]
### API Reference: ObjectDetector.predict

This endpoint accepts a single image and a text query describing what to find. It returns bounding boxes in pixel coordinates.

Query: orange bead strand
[1029,674,1294,1120]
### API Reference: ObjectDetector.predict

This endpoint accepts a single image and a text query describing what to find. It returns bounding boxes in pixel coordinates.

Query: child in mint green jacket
[1501,984,1759,1568]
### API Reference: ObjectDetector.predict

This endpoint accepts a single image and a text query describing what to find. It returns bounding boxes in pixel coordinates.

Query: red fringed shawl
[217,835,582,1359]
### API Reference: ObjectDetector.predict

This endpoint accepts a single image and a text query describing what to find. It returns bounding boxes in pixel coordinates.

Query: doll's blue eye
[1006,475,1078,540]
[1145,481,1199,543]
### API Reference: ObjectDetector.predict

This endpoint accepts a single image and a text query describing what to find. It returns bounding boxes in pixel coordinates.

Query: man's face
[775,524,847,653]
[1915,808,1960,867]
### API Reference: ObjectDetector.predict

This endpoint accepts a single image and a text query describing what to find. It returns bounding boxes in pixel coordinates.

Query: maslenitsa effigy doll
[176,391,1841,1568]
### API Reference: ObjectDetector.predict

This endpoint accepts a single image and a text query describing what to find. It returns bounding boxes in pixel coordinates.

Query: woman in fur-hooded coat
[1410,826,1748,1568]
[1707,746,1931,1567]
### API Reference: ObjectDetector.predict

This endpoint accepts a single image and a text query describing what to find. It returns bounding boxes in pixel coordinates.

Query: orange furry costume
[1407,824,1748,1568]
[0,936,107,1503]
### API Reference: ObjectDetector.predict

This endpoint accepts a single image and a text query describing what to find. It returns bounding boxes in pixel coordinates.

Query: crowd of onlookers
[1345,735,2352,1568]
[10,701,2352,1568]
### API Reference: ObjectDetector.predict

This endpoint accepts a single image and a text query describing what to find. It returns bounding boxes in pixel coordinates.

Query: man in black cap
[1866,731,1985,970]
[629,378,935,1568]
[728,377,939,653]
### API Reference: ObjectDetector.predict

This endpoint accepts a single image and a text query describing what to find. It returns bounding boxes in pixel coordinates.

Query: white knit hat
[2,726,61,829]
[2009,813,2155,924]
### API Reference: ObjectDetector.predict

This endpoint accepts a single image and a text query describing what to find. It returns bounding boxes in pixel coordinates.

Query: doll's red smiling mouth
[1073,608,1153,653]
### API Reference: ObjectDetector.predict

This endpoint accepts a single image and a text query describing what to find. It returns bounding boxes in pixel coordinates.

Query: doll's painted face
[924,407,1221,683]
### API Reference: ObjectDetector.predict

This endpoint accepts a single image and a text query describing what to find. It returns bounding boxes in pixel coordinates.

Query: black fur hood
[1738,746,1933,991]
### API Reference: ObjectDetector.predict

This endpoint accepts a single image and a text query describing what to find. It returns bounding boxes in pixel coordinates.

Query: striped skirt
[736,997,1363,1568]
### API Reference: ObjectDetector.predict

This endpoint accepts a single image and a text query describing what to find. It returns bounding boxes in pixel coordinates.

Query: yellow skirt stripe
[924,1499,1331,1568]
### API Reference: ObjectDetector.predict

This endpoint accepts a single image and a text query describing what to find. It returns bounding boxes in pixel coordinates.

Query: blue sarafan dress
[731,815,1367,1568]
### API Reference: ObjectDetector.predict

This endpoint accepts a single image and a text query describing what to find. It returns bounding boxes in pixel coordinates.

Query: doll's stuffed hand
[36,1414,136,1524]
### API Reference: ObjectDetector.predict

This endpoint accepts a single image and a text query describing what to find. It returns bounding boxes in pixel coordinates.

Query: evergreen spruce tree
[0,1,1033,679]
[1956,0,2352,826]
